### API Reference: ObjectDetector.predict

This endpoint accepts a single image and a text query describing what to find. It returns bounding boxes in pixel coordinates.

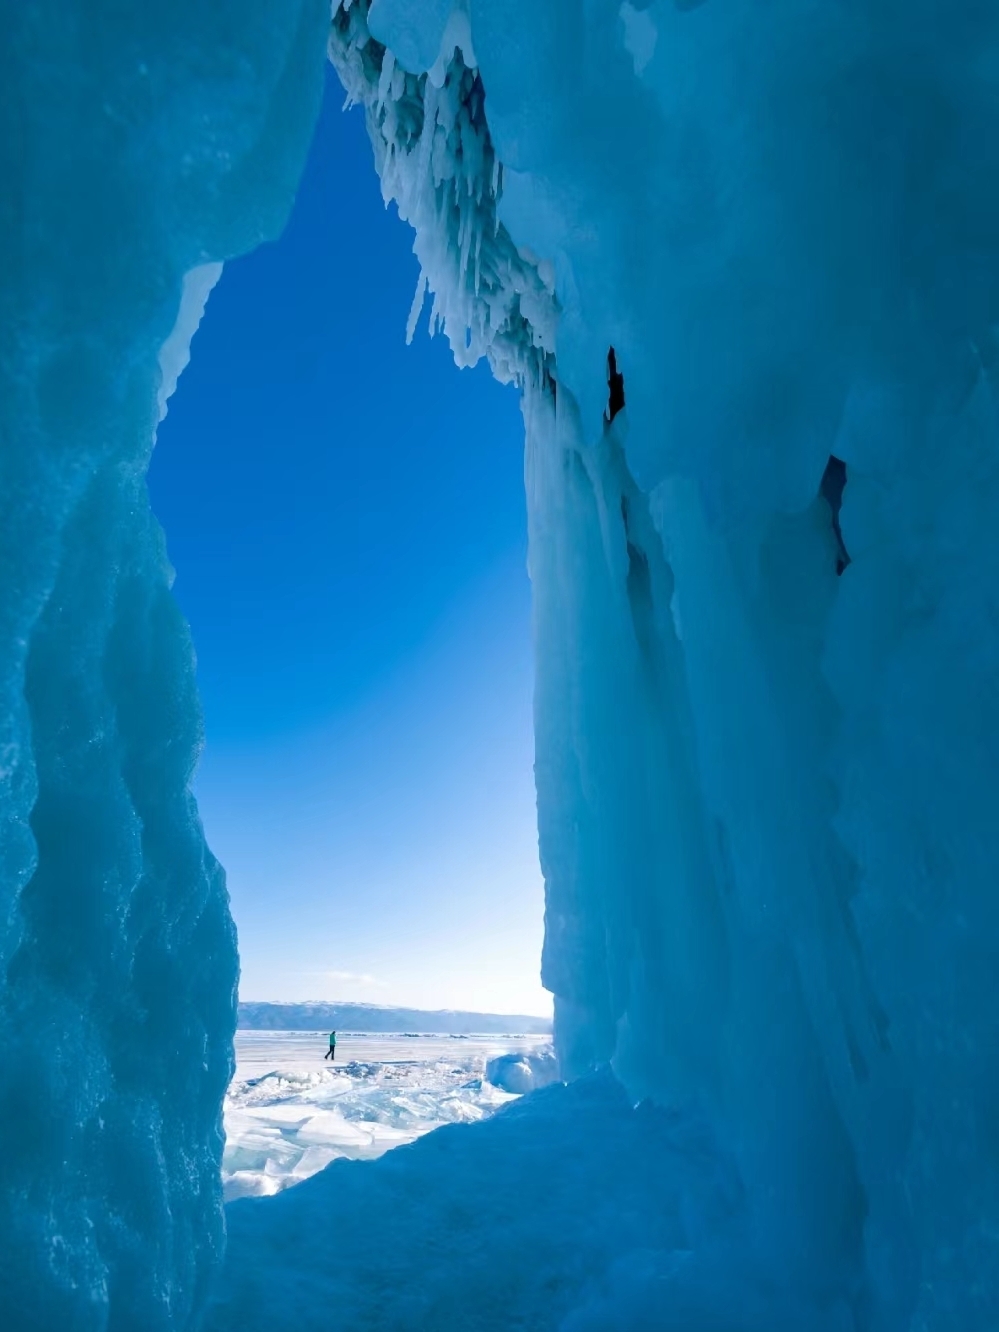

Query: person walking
[324,1030,337,1062]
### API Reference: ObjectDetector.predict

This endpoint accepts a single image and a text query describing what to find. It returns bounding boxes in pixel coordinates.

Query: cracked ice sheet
[223,1031,551,1199]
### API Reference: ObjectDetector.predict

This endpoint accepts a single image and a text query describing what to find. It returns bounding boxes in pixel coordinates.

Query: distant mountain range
[237,1000,553,1035]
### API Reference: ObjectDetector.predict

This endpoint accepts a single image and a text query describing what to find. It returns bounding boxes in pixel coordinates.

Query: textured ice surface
[320,3,999,1327]
[207,1072,778,1332]
[223,1032,549,1198]
[484,1046,560,1095]
[0,4,327,1327]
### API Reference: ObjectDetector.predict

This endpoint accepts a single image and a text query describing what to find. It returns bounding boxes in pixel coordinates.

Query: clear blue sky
[149,67,549,1017]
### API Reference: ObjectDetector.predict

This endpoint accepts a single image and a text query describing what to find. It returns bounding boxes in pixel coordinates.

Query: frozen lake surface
[224,1030,553,1199]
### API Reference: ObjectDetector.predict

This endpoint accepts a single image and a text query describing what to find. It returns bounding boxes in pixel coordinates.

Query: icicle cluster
[329,0,557,390]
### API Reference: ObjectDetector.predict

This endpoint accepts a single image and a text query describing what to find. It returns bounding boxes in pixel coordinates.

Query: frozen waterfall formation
[6,0,999,1328]
[0,3,328,1327]
[323,2,999,1329]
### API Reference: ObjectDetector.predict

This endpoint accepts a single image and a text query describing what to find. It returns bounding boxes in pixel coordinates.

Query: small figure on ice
[324,1030,337,1062]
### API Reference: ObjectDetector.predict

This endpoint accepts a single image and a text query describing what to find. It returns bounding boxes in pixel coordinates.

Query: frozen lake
[224,1030,553,1200]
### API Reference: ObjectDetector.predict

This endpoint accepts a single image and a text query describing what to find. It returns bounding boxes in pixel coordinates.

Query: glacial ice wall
[336,3,999,1327]
[0,4,327,1326]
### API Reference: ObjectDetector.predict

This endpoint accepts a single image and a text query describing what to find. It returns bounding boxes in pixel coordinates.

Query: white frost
[619,2,658,77]
[156,261,222,423]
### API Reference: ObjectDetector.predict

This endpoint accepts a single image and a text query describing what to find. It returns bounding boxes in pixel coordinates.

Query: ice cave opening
[148,53,553,1209]
[6,2,999,1331]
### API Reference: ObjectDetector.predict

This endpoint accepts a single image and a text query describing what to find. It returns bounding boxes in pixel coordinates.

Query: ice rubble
[222,1057,487,1202]
[0,3,328,1327]
[254,2,998,1328]
[222,1034,550,1199]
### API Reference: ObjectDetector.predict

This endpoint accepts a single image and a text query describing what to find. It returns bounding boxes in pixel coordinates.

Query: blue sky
[150,67,549,1017]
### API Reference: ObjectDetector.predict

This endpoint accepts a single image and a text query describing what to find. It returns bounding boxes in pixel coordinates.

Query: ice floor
[208,1071,798,1332]
[223,1030,552,1199]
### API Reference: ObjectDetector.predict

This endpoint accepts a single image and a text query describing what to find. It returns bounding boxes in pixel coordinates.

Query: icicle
[459,199,473,294]
[405,270,428,345]
[376,48,395,115]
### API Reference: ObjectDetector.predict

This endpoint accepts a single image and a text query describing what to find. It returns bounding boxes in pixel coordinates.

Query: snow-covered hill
[237,1000,551,1034]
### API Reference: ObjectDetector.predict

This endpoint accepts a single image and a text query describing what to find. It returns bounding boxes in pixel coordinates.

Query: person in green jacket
[324,1030,337,1062]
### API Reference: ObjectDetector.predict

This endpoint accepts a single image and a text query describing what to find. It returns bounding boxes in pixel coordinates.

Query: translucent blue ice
[0,4,327,1327]
[8,1,999,1328]
[321,3,999,1327]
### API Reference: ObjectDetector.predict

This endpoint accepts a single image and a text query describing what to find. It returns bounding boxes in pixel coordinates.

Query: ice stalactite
[330,0,558,391]
[0,4,328,1327]
[325,4,999,1328]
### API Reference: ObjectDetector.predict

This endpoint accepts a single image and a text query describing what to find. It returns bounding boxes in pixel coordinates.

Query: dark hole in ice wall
[605,348,625,425]
[819,455,851,575]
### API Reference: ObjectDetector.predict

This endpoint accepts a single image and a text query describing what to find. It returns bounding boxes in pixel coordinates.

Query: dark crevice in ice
[819,454,851,575]
[605,347,625,425]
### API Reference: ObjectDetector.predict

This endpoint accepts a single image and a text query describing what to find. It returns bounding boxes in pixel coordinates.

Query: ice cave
[4,1,999,1328]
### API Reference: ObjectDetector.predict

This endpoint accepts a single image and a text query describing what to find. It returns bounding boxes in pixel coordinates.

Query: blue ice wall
[336,3,999,1327]
[0,4,327,1326]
